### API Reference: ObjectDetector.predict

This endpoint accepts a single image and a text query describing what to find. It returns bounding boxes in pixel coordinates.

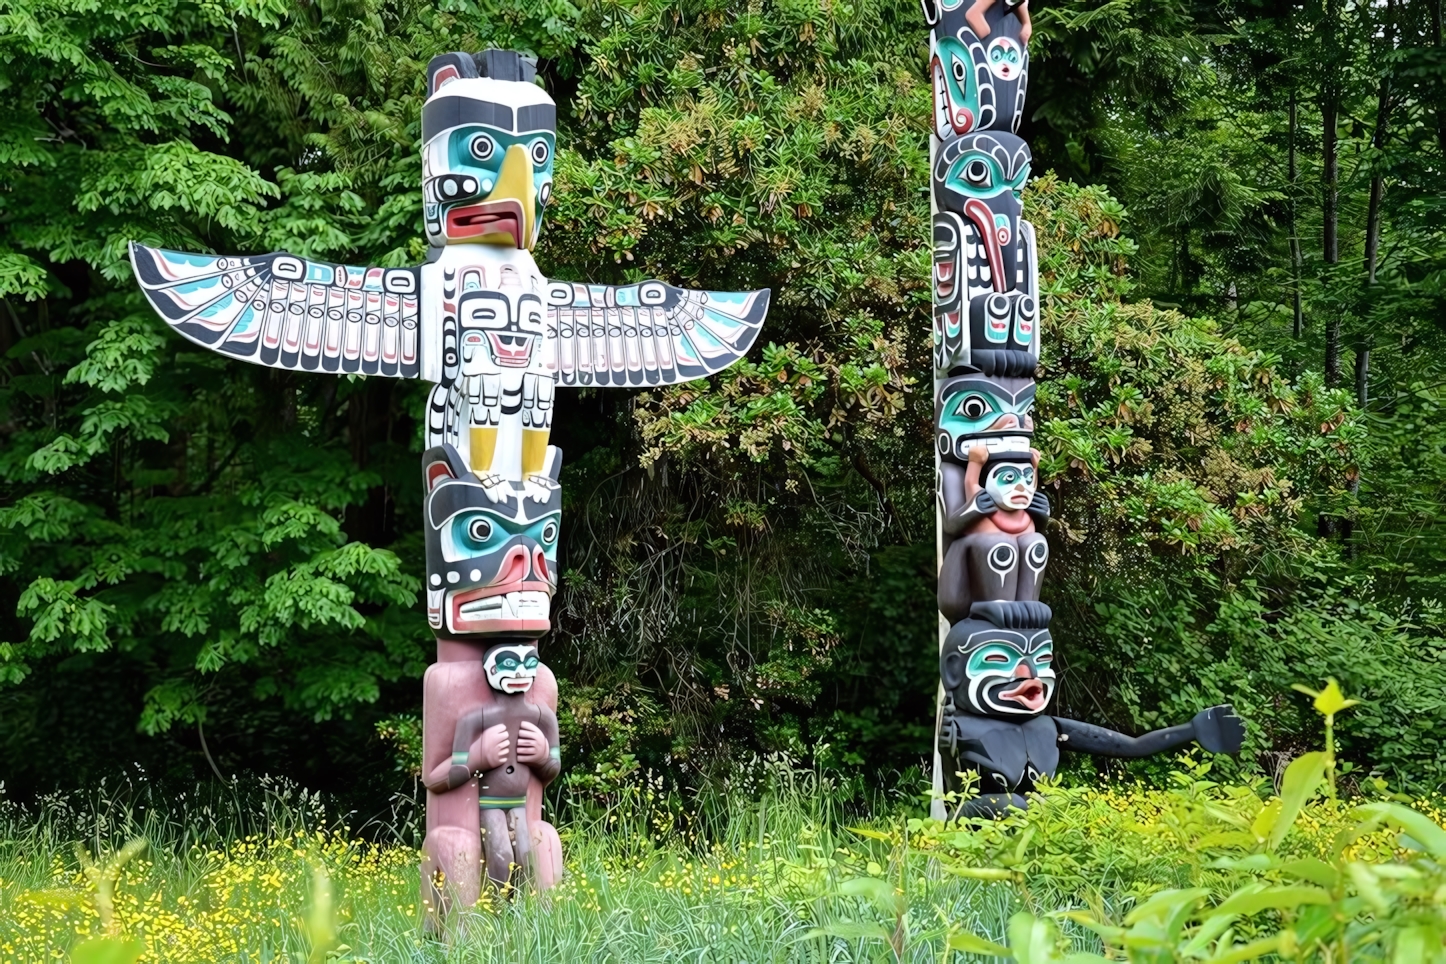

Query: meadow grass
[0,762,1020,964]
[5,757,1439,963]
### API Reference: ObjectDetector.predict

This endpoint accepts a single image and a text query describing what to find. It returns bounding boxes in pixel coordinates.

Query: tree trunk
[1289,90,1304,338]
[1321,0,1341,386]
[1365,0,1396,285]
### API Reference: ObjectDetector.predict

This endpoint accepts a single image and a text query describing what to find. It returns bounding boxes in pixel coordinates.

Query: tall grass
[0,759,1015,963]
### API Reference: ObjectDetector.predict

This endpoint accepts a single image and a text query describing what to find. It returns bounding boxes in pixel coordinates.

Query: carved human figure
[939,443,1049,623]
[425,642,561,891]
[938,602,1247,817]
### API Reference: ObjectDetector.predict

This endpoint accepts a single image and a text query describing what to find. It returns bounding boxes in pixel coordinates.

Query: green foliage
[1,0,1441,806]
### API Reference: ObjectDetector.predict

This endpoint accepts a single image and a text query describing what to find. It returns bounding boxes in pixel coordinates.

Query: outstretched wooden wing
[546,280,768,387]
[130,243,422,377]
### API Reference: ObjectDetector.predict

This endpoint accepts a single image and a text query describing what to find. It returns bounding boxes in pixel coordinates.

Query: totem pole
[130,49,769,909]
[922,1,1244,818]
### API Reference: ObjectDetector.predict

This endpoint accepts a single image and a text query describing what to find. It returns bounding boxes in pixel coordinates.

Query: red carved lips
[999,678,1048,711]
[445,200,525,245]
[487,331,535,368]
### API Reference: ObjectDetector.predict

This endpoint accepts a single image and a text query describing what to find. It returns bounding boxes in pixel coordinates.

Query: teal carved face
[943,149,1029,212]
[941,614,1056,717]
[448,507,559,566]
[984,461,1036,510]
[443,125,555,209]
[936,374,1034,458]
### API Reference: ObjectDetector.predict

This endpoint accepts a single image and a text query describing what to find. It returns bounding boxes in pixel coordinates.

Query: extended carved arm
[1054,705,1245,759]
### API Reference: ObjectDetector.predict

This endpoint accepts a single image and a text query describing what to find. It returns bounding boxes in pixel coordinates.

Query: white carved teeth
[963,435,1031,454]
[457,590,550,621]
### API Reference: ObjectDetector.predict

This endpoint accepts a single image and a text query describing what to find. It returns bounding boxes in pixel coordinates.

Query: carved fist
[971,491,998,515]
[1192,705,1245,755]
[478,723,511,769]
[968,444,990,465]
[524,473,560,504]
[445,764,472,790]
[515,721,550,765]
[477,472,508,502]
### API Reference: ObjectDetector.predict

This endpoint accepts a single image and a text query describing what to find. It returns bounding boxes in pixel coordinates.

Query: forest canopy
[2,0,1444,808]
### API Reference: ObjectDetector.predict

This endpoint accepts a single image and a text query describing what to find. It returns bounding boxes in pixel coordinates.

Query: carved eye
[983,653,1010,663]
[951,57,967,83]
[530,138,551,165]
[524,655,539,669]
[1022,467,1035,484]
[541,521,558,544]
[1036,653,1053,664]
[469,134,496,161]
[964,159,992,187]
[467,518,493,542]
[956,393,991,419]
[539,180,553,206]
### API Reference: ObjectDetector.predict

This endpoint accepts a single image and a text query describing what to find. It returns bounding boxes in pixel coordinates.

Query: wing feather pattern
[547,280,768,387]
[129,243,421,378]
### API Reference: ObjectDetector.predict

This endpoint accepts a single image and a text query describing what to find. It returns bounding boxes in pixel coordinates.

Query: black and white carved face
[941,604,1054,717]
[935,372,1034,460]
[423,444,560,638]
[484,643,540,694]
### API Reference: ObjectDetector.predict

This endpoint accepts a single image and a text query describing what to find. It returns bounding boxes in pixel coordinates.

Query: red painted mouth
[499,677,534,693]
[999,678,1047,711]
[487,331,535,368]
[445,200,525,244]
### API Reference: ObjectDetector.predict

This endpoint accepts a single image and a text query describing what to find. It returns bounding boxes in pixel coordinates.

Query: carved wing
[546,280,768,387]
[129,243,422,377]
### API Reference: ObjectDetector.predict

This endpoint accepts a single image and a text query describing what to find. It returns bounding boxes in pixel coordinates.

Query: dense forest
[2,0,1444,815]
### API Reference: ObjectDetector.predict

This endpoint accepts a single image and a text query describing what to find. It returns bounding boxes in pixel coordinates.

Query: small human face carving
[984,461,1035,510]
[484,643,541,694]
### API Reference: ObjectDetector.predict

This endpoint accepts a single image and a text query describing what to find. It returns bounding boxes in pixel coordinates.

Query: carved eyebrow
[517,105,555,135]
[423,98,513,140]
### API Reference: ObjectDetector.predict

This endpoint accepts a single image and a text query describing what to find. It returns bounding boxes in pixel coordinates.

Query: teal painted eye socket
[967,643,1026,677]
[951,55,968,83]
[539,520,558,545]
[530,138,550,166]
[954,392,995,420]
[524,655,539,669]
[498,655,519,670]
[994,467,1022,486]
[470,133,496,161]
[1035,652,1053,664]
[451,511,561,556]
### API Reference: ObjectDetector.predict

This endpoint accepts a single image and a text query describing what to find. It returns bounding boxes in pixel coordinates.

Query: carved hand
[1191,705,1245,755]
[515,720,550,765]
[478,722,511,769]
[971,490,998,516]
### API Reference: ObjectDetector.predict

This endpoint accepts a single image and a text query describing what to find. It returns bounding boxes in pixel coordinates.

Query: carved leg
[507,807,533,881]
[1015,532,1048,602]
[529,820,564,889]
[420,825,480,927]
[480,807,515,889]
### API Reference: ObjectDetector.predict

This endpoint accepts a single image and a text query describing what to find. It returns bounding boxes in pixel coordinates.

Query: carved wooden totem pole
[130,50,768,911]
[922,1,1245,817]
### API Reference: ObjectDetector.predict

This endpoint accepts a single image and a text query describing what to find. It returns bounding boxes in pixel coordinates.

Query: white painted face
[484,643,541,694]
[985,461,1035,510]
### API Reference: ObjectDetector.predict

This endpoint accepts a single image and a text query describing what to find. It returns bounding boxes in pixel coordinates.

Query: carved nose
[493,544,529,586]
[993,414,1019,430]
[532,545,549,583]
[1013,663,1034,679]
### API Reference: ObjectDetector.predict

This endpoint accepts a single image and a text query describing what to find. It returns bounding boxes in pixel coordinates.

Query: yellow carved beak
[481,143,536,249]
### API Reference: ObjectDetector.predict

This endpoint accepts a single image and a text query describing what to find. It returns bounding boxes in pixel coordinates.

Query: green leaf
[838,877,905,917]
[1207,885,1332,918]
[1291,678,1360,717]
[946,929,1012,956]
[1279,857,1338,888]
[1008,911,1065,964]
[1354,802,1446,858]
[1270,752,1326,848]
[70,937,144,964]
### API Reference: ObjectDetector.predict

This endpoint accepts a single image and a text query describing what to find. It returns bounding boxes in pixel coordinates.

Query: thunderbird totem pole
[922,0,1244,817]
[131,50,768,910]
